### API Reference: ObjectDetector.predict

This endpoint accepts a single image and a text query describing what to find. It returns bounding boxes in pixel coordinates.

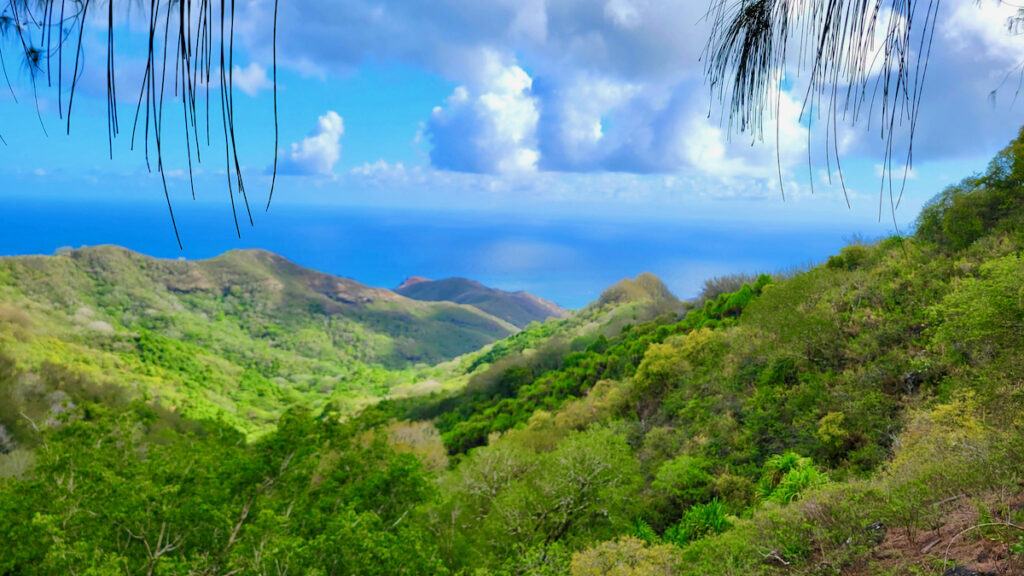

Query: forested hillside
[0,247,518,434]
[5,131,1024,574]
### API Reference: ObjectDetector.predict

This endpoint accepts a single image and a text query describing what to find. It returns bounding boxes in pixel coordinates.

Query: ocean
[0,198,880,309]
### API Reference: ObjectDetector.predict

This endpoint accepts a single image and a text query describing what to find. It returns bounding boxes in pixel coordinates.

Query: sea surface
[0,198,880,309]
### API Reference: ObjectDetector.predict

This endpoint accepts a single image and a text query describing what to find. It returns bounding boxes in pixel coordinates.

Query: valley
[0,246,560,435]
[4,132,1024,574]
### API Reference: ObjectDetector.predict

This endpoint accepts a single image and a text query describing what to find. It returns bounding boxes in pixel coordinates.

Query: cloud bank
[240,0,1024,186]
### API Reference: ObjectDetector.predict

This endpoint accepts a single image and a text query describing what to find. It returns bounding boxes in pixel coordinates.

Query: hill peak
[396,276,432,290]
[597,272,679,307]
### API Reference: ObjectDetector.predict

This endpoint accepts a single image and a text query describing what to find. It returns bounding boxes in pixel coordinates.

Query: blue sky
[1,0,1023,305]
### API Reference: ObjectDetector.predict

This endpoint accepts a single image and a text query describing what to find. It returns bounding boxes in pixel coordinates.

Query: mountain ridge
[0,245,524,433]
[396,276,432,290]
[395,276,569,329]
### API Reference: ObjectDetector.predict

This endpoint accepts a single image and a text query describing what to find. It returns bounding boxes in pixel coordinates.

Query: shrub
[632,517,659,544]
[916,126,1024,251]
[665,499,732,545]
[695,273,760,306]
[651,455,714,511]
[758,452,828,504]
[826,244,871,270]
[767,464,828,504]
[570,537,681,576]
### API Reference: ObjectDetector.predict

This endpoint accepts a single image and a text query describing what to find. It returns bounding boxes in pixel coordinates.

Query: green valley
[0,246,520,435]
[6,130,1024,574]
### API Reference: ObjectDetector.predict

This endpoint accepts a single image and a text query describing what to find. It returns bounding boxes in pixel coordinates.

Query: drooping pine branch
[0,0,280,248]
[704,0,943,219]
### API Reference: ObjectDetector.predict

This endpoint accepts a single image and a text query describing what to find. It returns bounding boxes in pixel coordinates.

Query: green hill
[395,276,569,328]
[0,246,516,434]
[7,130,1024,574]
[597,271,680,308]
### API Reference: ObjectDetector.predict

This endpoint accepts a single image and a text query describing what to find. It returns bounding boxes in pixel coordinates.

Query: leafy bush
[570,537,681,576]
[649,455,714,526]
[631,517,660,544]
[826,244,871,270]
[758,452,827,503]
[695,273,759,306]
[664,499,732,545]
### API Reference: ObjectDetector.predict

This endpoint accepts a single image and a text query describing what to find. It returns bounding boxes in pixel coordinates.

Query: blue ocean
[0,198,883,309]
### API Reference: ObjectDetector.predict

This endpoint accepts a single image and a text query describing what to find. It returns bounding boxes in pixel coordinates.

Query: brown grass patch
[845,492,1024,575]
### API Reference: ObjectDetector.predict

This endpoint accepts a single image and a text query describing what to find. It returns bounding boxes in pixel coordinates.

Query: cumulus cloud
[341,160,815,208]
[427,54,540,173]
[349,160,416,187]
[239,0,717,175]
[351,159,407,178]
[240,0,1024,179]
[278,111,344,176]
[874,164,918,181]
[604,0,643,30]
[535,73,642,171]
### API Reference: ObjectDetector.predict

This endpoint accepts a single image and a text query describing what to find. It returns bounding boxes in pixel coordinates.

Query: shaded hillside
[396,276,568,328]
[400,272,690,453]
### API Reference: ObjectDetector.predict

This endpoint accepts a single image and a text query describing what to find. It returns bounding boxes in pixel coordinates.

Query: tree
[442,426,641,571]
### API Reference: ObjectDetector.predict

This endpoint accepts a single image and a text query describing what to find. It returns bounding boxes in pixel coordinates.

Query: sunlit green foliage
[917,125,1024,250]
[664,499,732,545]
[757,452,828,504]
[569,537,681,576]
[0,392,446,576]
[0,247,523,436]
[7,127,1024,574]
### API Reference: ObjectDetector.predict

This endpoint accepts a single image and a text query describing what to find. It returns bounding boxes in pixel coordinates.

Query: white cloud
[537,73,642,170]
[944,1,1024,63]
[874,164,918,181]
[507,0,548,43]
[239,0,713,175]
[351,159,406,178]
[239,0,1024,183]
[684,87,808,180]
[427,54,540,173]
[349,159,416,186]
[232,63,273,96]
[279,111,344,176]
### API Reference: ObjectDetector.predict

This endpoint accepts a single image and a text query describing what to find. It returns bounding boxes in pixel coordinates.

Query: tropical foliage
[7,128,1024,574]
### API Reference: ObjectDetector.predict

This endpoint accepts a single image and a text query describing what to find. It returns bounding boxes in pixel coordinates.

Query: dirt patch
[845,493,1024,575]
[163,265,215,293]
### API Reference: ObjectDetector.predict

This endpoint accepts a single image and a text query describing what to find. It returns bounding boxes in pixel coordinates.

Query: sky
[2,0,1024,307]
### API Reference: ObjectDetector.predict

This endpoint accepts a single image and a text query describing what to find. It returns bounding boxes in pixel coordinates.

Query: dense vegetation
[6,128,1024,574]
